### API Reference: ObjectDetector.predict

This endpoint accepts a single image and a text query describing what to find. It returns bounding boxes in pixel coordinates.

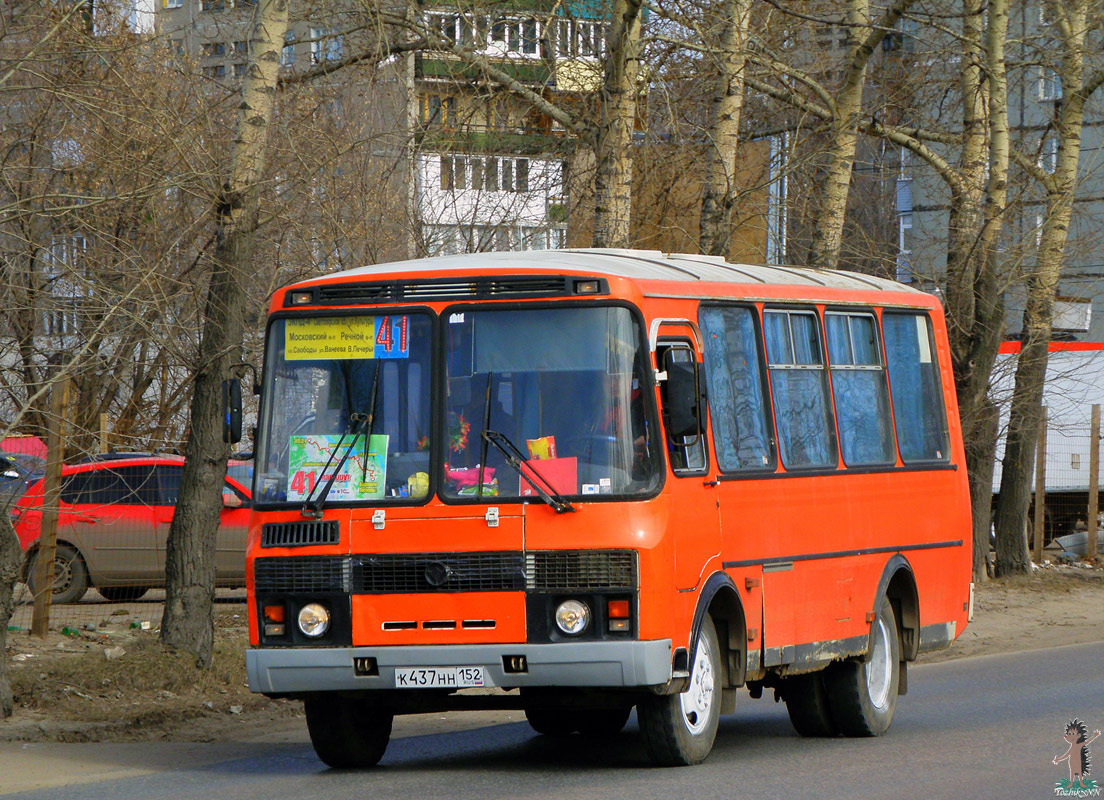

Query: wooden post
[1033,406,1047,563]
[99,412,109,454]
[31,380,70,636]
[1088,404,1100,564]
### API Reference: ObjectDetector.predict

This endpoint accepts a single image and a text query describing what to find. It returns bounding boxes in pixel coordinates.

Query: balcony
[416,126,574,156]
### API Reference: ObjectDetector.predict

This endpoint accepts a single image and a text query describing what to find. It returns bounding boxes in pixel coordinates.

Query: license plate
[394,666,485,689]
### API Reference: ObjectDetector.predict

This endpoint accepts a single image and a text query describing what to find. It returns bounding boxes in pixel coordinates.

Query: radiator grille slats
[254,556,350,593]
[260,520,340,548]
[525,551,638,590]
[252,550,637,594]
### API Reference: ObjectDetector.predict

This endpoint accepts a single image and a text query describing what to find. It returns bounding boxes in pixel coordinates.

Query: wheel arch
[688,571,747,688]
[872,555,919,661]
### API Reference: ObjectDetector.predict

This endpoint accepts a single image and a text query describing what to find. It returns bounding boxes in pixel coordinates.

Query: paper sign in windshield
[285,316,410,361]
[287,434,389,501]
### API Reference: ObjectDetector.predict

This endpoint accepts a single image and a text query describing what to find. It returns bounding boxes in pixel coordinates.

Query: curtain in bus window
[826,314,895,466]
[883,313,950,462]
[700,307,772,470]
[764,311,835,469]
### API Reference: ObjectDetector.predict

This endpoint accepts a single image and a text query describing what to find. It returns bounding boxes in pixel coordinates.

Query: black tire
[576,706,633,737]
[825,596,900,737]
[783,671,838,737]
[26,545,89,604]
[304,694,393,768]
[638,615,722,766]
[524,706,578,736]
[97,586,150,602]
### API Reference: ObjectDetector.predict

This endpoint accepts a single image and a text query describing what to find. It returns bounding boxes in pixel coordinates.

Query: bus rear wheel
[783,671,838,737]
[638,615,721,766]
[304,694,393,768]
[826,596,900,736]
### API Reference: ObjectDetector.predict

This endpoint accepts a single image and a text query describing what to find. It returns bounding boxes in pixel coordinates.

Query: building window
[234,40,249,56]
[421,94,456,126]
[1038,67,1062,101]
[200,0,225,11]
[204,64,226,78]
[1039,134,1058,173]
[310,28,344,64]
[163,0,182,9]
[438,156,531,192]
[202,42,226,57]
[281,32,295,66]
[233,62,247,78]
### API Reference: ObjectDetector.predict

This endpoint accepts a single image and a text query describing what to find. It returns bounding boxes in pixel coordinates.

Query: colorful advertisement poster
[287,434,389,501]
[285,316,411,361]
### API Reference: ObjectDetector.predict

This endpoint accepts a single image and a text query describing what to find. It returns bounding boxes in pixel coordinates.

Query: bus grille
[253,556,349,593]
[351,552,526,593]
[252,550,638,594]
[260,520,340,548]
[526,550,638,590]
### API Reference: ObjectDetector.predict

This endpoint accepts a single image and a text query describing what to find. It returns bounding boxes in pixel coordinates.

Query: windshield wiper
[301,412,368,519]
[480,429,575,514]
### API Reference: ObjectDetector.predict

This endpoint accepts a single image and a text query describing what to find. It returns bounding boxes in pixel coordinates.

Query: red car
[10,455,251,603]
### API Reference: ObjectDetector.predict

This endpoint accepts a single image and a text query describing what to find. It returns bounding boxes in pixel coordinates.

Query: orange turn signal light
[264,605,285,623]
[607,600,630,619]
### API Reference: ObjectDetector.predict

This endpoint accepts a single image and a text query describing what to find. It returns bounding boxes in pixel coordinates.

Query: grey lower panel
[917,622,957,653]
[247,639,673,695]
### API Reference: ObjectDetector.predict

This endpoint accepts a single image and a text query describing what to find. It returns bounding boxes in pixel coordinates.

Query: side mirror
[223,378,242,444]
[663,355,703,439]
[222,491,243,509]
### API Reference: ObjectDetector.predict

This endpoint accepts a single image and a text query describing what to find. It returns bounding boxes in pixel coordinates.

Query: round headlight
[554,599,591,635]
[297,603,331,638]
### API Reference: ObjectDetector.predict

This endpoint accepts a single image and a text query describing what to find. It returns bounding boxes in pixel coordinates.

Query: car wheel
[98,586,149,602]
[27,544,89,604]
[638,614,722,766]
[304,693,393,768]
[783,671,838,737]
[825,596,900,736]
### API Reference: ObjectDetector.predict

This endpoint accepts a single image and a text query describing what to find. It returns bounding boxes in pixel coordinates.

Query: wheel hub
[866,615,892,709]
[680,633,715,734]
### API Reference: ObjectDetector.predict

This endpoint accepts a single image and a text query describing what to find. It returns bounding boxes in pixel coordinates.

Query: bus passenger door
[656,335,721,593]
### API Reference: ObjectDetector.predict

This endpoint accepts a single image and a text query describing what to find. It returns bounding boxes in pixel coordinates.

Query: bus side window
[658,342,708,474]
[699,305,774,471]
[825,312,896,466]
[763,309,837,469]
[882,312,951,462]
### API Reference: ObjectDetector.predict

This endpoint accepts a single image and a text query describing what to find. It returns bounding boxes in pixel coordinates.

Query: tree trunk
[160,0,289,666]
[943,0,1010,581]
[0,511,21,717]
[698,0,752,257]
[806,0,913,269]
[993,0,1089,576]
[593,0,643,248]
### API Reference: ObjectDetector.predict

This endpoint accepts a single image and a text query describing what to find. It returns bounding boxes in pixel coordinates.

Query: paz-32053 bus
[244,249,972,767]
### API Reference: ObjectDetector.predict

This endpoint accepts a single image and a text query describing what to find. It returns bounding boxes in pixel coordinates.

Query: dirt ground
[1,562,1102,745]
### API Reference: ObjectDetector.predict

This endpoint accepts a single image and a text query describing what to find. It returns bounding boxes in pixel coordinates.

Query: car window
[157,465,249,506]
[61,465,159,506]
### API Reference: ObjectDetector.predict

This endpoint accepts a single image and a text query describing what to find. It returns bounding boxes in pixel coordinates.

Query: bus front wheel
[638,615,722,766]
[826,596,900,736]
[304,694,393,768]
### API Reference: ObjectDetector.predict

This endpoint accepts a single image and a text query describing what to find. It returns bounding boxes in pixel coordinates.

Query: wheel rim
[680,633,715,735]
[866,615,892,710]
[47,557,73,596]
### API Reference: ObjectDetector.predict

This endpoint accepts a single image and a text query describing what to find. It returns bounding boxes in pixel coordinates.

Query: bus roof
[301,250,922,293]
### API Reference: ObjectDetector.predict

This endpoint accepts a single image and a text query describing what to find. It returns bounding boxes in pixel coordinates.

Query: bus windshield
[255,313,434,504]
[441,305,660,500]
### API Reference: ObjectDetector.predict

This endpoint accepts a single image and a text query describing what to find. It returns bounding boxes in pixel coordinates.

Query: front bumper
[247,639,673,694]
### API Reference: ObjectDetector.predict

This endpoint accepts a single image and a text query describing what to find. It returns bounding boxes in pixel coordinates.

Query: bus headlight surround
[297,603,331,638]
[554,599,591,635]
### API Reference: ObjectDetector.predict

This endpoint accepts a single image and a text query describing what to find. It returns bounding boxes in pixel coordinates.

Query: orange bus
[245,249,972,767]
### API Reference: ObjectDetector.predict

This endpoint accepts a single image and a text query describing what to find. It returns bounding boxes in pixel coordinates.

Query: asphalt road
[5,642,1102,800]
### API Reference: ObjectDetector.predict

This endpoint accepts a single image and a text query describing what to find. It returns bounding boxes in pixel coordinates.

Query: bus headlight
[554,599,590,635]
[297,603,331,638]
